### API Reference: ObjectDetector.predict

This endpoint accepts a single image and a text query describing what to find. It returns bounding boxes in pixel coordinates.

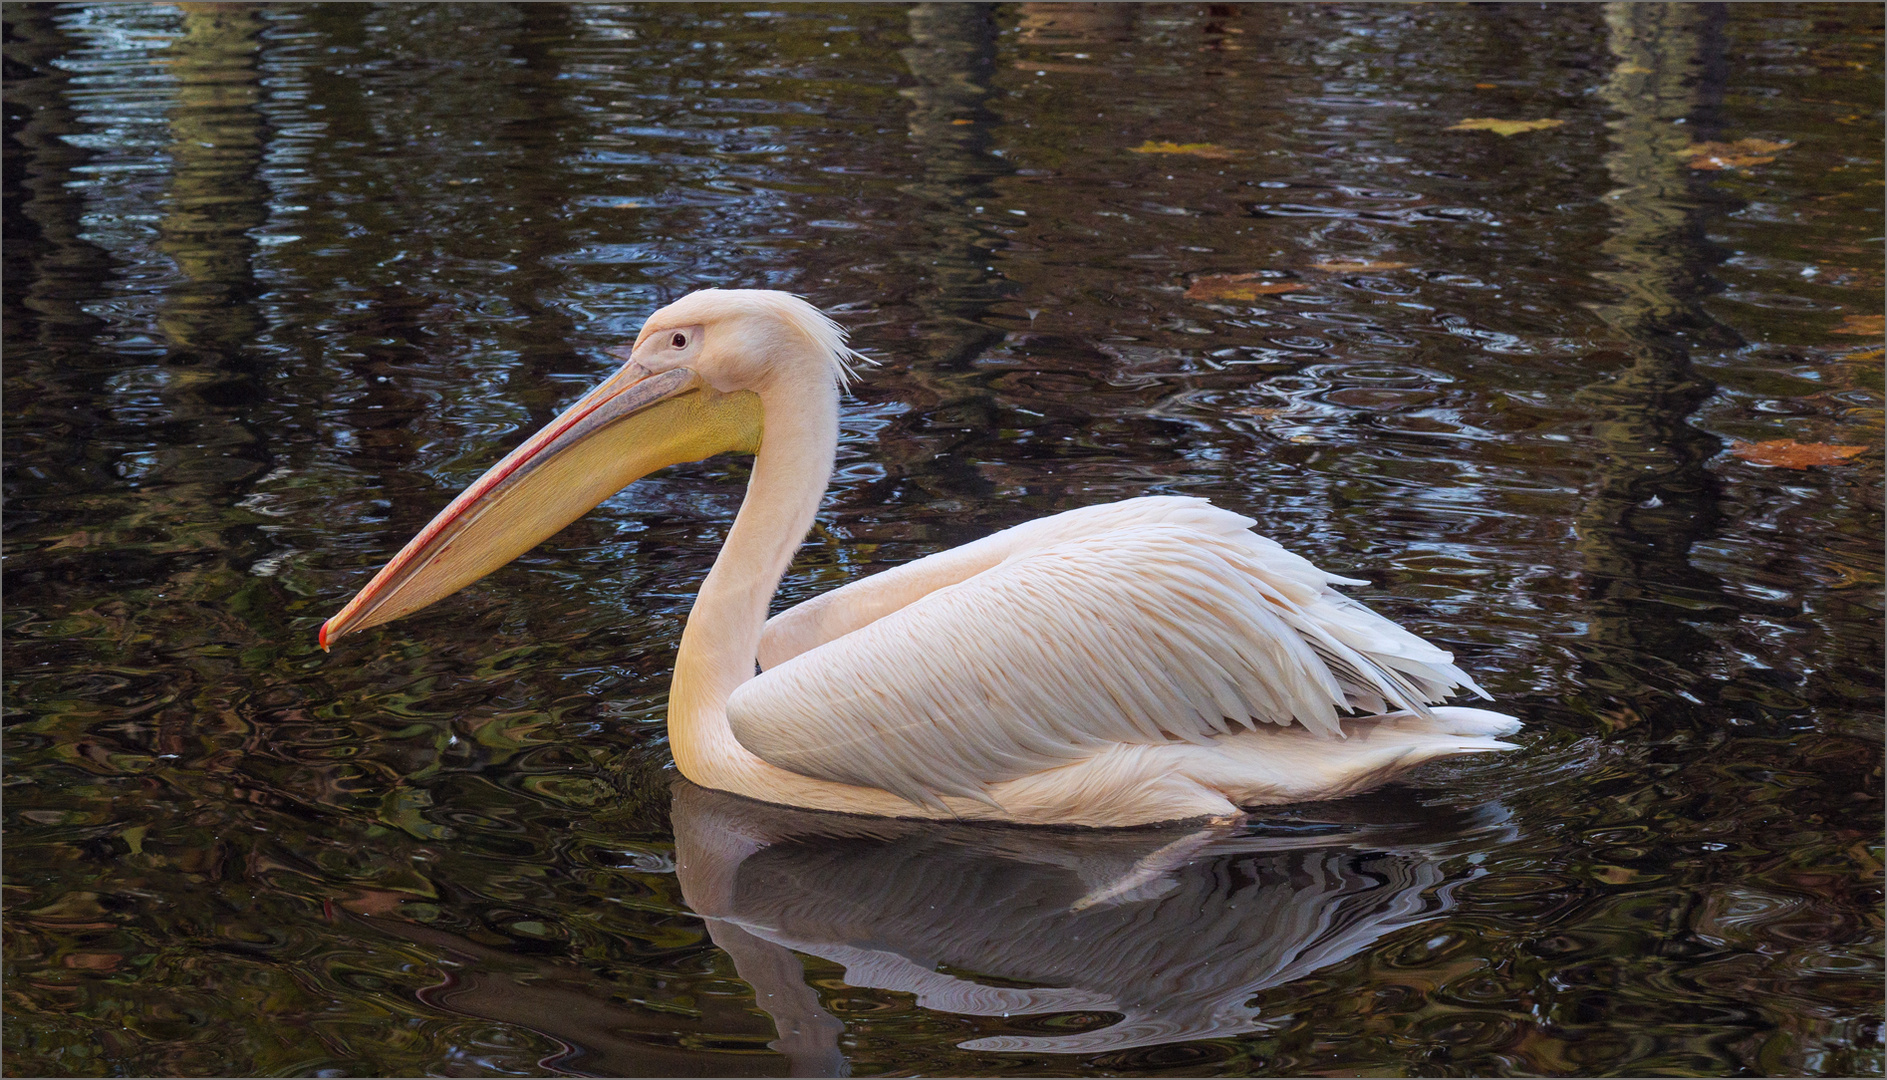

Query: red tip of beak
[318,622,331,652]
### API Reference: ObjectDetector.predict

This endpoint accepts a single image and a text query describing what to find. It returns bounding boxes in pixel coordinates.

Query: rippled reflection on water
[4,3,1881,1076]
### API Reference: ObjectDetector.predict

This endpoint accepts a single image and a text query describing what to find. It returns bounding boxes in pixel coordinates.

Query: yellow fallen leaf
[1730,439,1869,469]
[1473,82,1497,89]
[1448,117,1565,136]
[1847,841,1884,877]
[1311,259,1411,273]
[1132,141,1240,159]
[1832,313,1883,336]
[1679,138,1793,171]
[1841,346,1884,362]
[1598,705,1644,732]
[1185,273,1306,301]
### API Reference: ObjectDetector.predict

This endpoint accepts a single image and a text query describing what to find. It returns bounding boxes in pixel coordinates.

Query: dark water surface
[5,3,1882,1075]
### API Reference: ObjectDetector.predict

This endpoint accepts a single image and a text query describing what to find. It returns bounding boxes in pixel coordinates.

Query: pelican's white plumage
[321,289,1521,827]
[737,497,1492,810]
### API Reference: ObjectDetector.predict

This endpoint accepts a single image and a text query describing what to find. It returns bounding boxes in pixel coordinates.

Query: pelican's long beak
[319,358,762,650]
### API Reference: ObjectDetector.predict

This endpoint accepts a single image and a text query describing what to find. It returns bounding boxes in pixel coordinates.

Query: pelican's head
[619,288,864,394]
[318,289,862,650]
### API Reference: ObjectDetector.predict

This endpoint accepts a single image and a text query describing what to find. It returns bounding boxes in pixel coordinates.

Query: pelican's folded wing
[728,512,1488,810]
[758,496,1255,669]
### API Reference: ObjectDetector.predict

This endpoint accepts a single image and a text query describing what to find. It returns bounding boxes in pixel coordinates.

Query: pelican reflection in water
[350,784,1515,1073]
[322,290,1520,826]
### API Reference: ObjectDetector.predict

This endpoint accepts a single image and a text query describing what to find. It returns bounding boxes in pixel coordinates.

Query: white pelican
[320,290,1521,827]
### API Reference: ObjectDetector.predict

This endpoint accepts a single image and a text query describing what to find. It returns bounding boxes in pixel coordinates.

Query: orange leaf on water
[1185,273,1306,301]
[1132,141,1240,159]
[1832,313,1884,336]
[1679,138,1793,171]
[1730,439,1869,469]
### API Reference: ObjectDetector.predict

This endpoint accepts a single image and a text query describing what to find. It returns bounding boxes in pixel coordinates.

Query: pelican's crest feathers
[637,288,871,388]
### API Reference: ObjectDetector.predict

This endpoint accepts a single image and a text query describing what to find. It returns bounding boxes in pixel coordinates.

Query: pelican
[320,290,1520,827]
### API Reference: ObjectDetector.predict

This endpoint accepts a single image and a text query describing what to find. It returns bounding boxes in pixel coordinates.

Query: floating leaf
[1447,117,1565,136]
[1311,258,1411,273]
[1598,705,1645,733]
[1679,138,1793,171]
[1185,273,1305,301]
[336,888,411,917]
[1132,141,1239,159]
[1730,439,1869,469]
[1832,313,1884,337]
[1473,82,1497,89]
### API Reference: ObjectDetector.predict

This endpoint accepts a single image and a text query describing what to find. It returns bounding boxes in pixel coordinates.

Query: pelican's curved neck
[667,370,837,782]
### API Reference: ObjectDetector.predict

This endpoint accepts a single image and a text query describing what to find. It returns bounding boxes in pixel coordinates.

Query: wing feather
[728,508,1488,806]
[759,496,1259,668]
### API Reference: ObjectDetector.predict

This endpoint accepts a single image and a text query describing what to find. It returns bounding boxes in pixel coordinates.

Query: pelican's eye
[671,332,688,349]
